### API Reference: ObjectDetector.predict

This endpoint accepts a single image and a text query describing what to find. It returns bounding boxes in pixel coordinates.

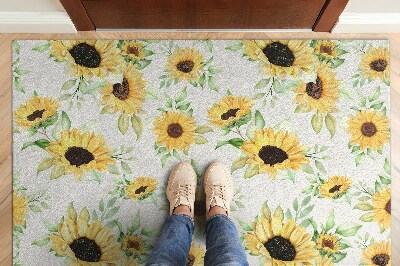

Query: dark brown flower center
[320,45,333,55]
[176,60,194,73]
[69,237,101,262]
[370,59,387,72]
[64,146,94,167]
[221,108,240,120]
[258,145,288,166]
[187,254,195,266]
[27,109,45,121]
[112,78,130,100]
[385,199,391,214]
[361,122,377,137]
[167,123,183,138]
[127,239,140,250]
[127,46,139,57]
[322,238,335,250]
[135,185,148,194]
[262,42,295,67]
[329,185,342,194]
[306,77,323,99]
[69,43,101,68]
[264,236,296,261]
[372,253,390,266]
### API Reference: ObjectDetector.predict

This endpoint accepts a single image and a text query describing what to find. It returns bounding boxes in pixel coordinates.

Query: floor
[0,32,399,265]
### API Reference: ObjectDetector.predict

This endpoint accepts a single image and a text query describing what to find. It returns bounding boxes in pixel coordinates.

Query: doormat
[12,40,391,265]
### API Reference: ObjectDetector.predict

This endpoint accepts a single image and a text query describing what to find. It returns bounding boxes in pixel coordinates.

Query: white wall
[0,0,76,33]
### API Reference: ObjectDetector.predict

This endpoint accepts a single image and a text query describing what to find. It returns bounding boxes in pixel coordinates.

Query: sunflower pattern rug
[12,40,391,266]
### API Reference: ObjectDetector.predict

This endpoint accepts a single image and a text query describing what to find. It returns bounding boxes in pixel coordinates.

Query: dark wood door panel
[81,0,327,29]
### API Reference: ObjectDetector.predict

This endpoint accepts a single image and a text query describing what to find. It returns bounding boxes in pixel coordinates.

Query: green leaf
[129,210,141,233]
[225,42,243,51]
[293,199,298,211]
[298,205,314,219]
[384,158,390,174]
[29,205,42,212]
[383,79,390,86]
[215,138,243,149]
[141,227,161,237]
[370,102,384,110]
[360,212,374,222]
[176,103,190,111]
[194,135,208,144]
[12,40,21,54]
[325,209,335,232]
[194,125,213,134]
[353,202,373,211]
[50,165,65,180]
[121,161,132,174]
[311,112,323,133]
[335,224,362,237]
[37,157,54,175]
[118,113,130,135]
[175,88,187,103]
[61,79,77,90]
[131,114,143,140]
[136,59,151,70]
[238,220,252,231]
[104,206,120,220]
[331,253,347,263]
[107,197,118,208]
[61,111,71,131]
[330,58,345,68]
[244,164,258,178]
[369,86,381,101]
[32,42,50,53]
[107,164,120,175]
[255,79,270,89]
[99,199,105,212]
[32,237,50,246]
[301,195,311,207]
[208,76,218,91]
[231,156,247,172]
[255,110,265,129]
[301,164,314,174]
[325,114,336,138]
[14,76,25,93]
[315,160,326,173]
[198,73,206,88]
[22,139,50,150]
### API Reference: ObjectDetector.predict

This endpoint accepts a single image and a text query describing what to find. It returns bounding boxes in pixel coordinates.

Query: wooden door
[60,0,349,32]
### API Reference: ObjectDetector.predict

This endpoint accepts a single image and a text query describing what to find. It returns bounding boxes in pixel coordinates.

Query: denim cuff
[170,213,195,227]
[205,213,233,225]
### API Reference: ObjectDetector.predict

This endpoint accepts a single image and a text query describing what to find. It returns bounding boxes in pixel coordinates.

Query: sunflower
[360,47,390,82]
[293,63,340,114]
[166,48,204,82]
[46,129,114,179]
[14,96,60,128]
[362,241,391,266]
[347,110,389,150]
[207,95,254,128]
[319,176,352,199]
[125,177,158,200]
[315,254,334,266]
[153,111,196,151]
[13,191,28,226]
[314,40,338,60]
[122,234,146,256]
[243,40,316,78]
[372,187,391,229]
[244,208,317,265]
[120,41,145,60]
[50,203,121,265]
[316,234,340,253]
[187,243,205,266]
[99,63,146,115]
[240,128,309,178]
[50,40,120,79]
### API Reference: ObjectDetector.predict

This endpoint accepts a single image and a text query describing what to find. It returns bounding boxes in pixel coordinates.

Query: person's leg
[146,162,197,266]
[203,162,249,266]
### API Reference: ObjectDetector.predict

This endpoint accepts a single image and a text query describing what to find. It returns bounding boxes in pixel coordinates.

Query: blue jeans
[146,214,249,266]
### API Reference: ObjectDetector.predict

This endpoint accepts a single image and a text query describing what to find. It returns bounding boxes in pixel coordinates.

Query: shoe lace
[210,185,226,202]
[175,184,192,201]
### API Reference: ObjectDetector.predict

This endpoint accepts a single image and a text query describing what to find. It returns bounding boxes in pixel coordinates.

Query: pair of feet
[166,161,233,219]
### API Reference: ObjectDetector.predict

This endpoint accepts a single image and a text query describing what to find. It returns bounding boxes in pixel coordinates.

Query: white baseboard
[333,12,400,33]
[0,12,76,33]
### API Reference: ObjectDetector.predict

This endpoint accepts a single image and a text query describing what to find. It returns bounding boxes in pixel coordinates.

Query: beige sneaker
[204,161,234,216]
[166,161,197,215]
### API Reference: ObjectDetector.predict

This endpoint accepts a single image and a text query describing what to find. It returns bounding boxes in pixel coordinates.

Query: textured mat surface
[12,40,391,265]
